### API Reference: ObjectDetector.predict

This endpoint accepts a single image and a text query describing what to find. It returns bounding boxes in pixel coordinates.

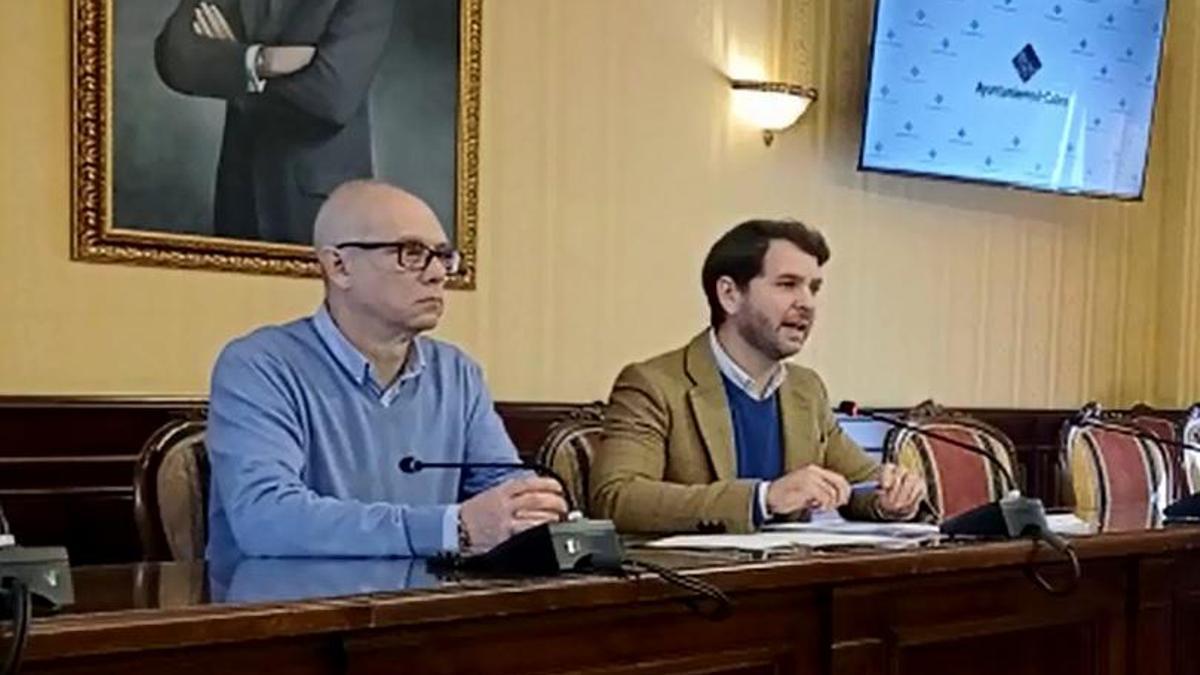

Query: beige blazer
[590,332,880,533]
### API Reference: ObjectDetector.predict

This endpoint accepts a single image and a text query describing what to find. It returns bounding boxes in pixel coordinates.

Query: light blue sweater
[206,307,518,559]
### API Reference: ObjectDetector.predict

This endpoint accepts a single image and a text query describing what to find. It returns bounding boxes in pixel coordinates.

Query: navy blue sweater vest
[720,374,783,482]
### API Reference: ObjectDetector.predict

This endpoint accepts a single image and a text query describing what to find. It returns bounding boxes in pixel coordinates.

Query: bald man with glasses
[206,180,567,560]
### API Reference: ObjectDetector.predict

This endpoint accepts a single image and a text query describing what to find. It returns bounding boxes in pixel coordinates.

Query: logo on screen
[1012,44,1042,83]
[910,8,931,28]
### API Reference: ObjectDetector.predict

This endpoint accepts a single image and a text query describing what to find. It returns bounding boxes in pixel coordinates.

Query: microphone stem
[1082,419,1200,453]
[412,461,578,513]
[417,462,530,470]
[857,411,1018,492]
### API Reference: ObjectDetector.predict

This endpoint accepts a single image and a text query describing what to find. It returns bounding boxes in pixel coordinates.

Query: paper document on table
[1044,513,1096,536]
[763,509,940,539]
[765,520,940,539]
[644,531,926,552]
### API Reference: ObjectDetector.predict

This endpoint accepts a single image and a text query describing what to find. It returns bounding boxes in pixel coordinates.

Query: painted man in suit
[155,0,394,244]
[590,219,927,533]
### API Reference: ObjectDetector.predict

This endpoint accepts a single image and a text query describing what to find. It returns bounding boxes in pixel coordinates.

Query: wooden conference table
[14,511,1200,675]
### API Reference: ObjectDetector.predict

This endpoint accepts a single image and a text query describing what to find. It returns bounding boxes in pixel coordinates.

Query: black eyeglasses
[333,240,463,276]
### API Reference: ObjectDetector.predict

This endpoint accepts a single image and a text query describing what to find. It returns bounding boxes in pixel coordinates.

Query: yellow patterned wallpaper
[1154,0,1200,406]
[0,0,1194,407]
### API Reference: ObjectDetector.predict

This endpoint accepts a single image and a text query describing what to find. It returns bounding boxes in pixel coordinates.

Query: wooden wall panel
[0,396,1187,564]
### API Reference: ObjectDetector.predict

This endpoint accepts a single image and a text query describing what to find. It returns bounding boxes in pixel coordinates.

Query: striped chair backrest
[1064,419,1170,530]
[1129,414,1184,500]
[883,401,1017,522]
[1183,405,1200,496]
[536,405,604,517]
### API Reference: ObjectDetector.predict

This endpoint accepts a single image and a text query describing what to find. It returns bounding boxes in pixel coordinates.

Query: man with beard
[590,219,926,533]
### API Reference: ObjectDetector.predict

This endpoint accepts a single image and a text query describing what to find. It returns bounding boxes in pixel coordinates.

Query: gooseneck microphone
[398,454,622,575]
[1066,408,1200,520]
[0,501,74,675]
[398,455,733,617]
[838,401,1079,595]
[836,401,1019,494]
[1073,414,1200,455]
[398,456,578,515]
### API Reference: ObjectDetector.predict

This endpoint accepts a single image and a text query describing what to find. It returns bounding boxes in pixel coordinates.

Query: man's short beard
[735,308,799,362]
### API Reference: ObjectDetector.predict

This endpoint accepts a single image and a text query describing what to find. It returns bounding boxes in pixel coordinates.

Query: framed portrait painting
[72,0,481,288]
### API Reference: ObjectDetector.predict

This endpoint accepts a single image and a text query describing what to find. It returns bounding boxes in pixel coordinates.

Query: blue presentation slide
[860,0,1168,199]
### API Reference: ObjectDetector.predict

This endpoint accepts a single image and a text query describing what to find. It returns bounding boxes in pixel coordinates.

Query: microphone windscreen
[836,400,859,416]
[398,456,421,473]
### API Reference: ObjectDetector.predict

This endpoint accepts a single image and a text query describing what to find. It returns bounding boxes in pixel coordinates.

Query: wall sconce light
[730,79,819,146]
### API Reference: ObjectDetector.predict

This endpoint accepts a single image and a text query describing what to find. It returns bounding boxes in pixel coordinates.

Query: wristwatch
[244,44,267,93]
[457,510,472,553]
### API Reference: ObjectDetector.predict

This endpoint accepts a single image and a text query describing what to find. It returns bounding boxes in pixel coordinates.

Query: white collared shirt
[707,329,787,401]
[314,305,426,407]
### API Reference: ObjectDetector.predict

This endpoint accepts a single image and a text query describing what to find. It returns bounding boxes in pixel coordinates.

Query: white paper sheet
[1044,513,1096,536]
[644,512,1095,552]
[765,520,940,538]
[644,530,927,552]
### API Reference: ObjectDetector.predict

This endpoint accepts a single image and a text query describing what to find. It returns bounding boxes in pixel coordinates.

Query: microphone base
[0,545,73,610]
[444,519,625,575]
[940,496,1051,539]
[1165,493,1200,521]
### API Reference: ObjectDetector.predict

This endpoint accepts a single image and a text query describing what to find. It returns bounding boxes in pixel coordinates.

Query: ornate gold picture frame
[72,0,480,288]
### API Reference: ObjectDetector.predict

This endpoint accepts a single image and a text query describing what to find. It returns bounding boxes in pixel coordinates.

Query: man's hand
[190,3,314,78]
[765,465,852,516]
[876,463,926,520]
[192,2,236,41]
[459,476,569,553]
[256,46,318,78]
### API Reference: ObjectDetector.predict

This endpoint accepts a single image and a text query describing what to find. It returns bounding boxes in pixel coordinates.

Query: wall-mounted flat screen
[859,0,1169,200]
